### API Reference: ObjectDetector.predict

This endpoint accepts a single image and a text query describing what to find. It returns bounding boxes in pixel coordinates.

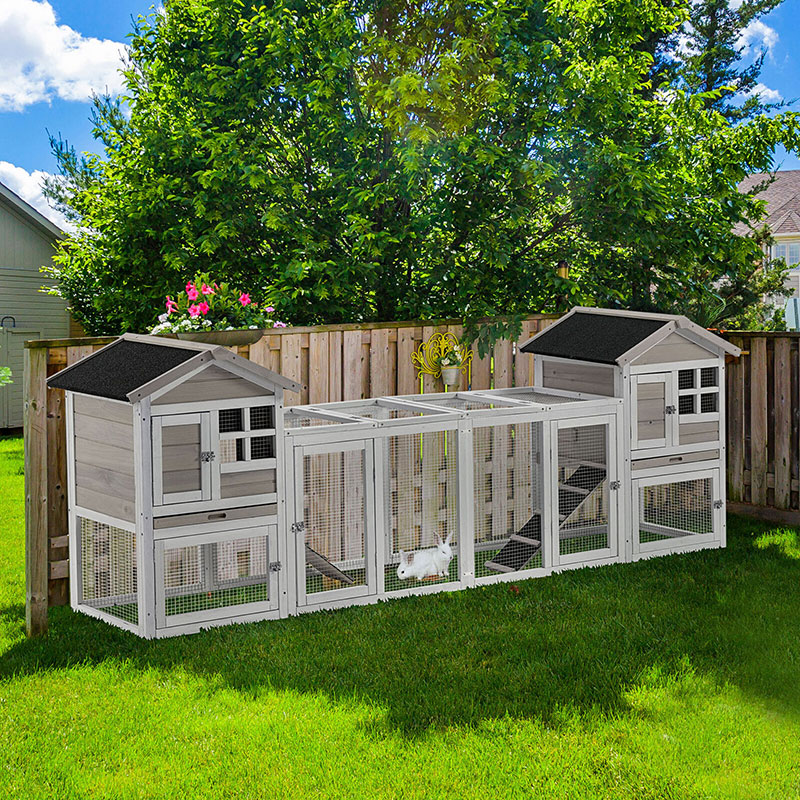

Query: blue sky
[1,0,799,227]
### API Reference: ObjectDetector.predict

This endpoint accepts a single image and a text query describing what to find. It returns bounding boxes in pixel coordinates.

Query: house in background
[739,170,800,306]
[0,180,71,429]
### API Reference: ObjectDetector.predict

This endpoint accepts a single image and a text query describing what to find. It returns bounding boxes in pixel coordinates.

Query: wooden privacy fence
[23,313,559,635]
[723,332,800,515]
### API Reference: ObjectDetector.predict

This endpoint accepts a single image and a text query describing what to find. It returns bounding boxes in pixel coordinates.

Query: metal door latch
[269,561,282,572]
[713,500,723,509]
[609,480,621,490]
[290,521,306,534]
[665,405,677,415]
[200,451,216,462]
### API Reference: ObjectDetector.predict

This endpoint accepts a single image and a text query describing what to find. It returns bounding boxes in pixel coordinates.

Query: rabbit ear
[435,533,443,547]
[445,531,453,546]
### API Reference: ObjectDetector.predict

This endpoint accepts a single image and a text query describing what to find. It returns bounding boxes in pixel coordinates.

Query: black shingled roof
[48,339,200,402]
[520,312,668,365]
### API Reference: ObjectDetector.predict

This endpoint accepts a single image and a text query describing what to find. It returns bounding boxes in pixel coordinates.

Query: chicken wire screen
[557,424,609,557]
[303,449,368,595]
[474,422,543,577]
[384,429,459,591]
[78,516,138,626]
[162,534,271,618]
[639,477,714,544]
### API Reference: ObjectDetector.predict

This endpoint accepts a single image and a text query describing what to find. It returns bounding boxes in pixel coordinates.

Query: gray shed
[0,180,68,428]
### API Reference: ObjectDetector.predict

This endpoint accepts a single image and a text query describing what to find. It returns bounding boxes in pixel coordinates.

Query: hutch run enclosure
[49,309,739,638]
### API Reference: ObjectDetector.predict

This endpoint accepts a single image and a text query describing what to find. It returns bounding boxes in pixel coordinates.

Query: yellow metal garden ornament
[411,331,472,389]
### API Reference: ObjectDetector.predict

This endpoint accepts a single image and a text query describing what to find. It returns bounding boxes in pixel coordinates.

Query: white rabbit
[396,532,454,581]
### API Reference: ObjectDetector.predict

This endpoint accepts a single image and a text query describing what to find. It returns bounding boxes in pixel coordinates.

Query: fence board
[308,332,329,405]
[24,346,48,637]
[774,336,791,509]
[343,330,365,401]
[749,337,768,506]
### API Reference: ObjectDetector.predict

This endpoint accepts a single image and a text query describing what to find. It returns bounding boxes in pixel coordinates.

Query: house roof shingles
[738,170,800,236]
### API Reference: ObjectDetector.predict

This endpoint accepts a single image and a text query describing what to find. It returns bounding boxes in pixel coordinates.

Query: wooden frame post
[24,345,49,637]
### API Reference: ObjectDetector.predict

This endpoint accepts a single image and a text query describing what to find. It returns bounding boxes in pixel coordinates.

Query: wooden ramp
[305,543,355,585]
[485,464,606,572]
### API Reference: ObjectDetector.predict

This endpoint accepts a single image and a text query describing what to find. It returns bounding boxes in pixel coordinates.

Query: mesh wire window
[250,436,275,460]
[219,408,244,433]
[303,449,368,594]
[678,370,695,390]
[250,406,274,430]
[678,395,695,415]
[78,516,138,625]
[384,429,459,592]
[220,438,246,464]
[557,424,609,556]
[700,367,718,388]
[163,535,271,618]
[700,393,718,414]
[639,477,713,544]
[473,422,543,577]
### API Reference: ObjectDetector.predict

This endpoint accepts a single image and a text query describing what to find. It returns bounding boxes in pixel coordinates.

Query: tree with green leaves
[675,0,784,122]
[44,0,799,342]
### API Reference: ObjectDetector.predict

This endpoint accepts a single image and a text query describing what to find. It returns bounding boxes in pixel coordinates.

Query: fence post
[24,345,49,637]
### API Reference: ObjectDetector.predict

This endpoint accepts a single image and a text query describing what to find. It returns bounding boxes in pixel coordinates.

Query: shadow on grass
[2,514,799,736]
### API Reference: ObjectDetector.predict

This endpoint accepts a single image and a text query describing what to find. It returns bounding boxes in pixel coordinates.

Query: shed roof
[519,308,740,365]
[47,334,301,401]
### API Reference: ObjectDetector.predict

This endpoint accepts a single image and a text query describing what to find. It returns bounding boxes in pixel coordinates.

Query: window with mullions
[677,367,719,419]
[772,241,800,267]
[217,406,276,467]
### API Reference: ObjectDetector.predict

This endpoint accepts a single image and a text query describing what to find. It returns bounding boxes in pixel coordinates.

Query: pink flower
[165,297,178,314]
[265,306,275,313]
[188,304,200,317]
[239,293,251,306]
[201,283,215,295]
[187,286,200,301]
[273,321,287,328]
[197,301,210,315]
[185,281,194,293]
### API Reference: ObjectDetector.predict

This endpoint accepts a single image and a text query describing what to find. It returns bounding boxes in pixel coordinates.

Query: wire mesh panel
[78,516,138,626]
[384,429,459,592]
[638,476,714,547]
[473,422,544,577]
[557,423,610,559]
[160,532,274,623]
[302,447,370,596]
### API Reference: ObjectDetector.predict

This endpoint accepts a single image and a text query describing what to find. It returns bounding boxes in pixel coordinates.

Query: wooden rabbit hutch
[48,334,300,637]
[49,310,739,638]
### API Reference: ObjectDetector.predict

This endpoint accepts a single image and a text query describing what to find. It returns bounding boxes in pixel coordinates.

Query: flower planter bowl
[441,367,461,387]
[176,329,263,347]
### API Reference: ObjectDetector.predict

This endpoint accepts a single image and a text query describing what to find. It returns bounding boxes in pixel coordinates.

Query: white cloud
[746,82,783,102]
[738,19,779,59]
[0,0,126,111]
[0,161,72,231]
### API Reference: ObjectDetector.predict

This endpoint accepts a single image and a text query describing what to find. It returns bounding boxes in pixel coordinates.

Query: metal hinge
[609,480,621,491]
[665,405,677,415]
[713,500,723,509]
[269,561,282,572]
[290,521,306,534]
[200,450,216,463]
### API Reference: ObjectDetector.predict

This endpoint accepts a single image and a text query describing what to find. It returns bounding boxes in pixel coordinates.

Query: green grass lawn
[2,433,800,799]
